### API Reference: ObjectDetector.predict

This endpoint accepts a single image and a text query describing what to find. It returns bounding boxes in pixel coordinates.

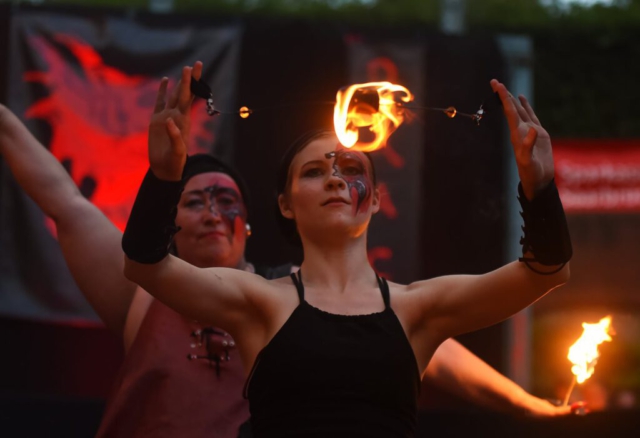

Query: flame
[239,106,251,119]
[333,82,413,152]
[567,316,613,384]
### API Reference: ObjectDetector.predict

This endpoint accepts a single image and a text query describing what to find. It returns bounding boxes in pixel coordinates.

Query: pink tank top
[95,299,248,438]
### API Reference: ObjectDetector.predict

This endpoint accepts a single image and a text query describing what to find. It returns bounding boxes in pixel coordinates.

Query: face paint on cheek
[349,178,372,215]
[203,184,247,243]
[324,150,373,215]
[232,215,245,244]
[218,206,246,244]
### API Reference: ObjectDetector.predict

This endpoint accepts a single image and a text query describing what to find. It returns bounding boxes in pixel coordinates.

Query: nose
[202,200,222,224]
[325,173,346,191]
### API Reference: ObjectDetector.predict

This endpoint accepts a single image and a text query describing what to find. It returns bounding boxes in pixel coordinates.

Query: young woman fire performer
[122,61,572,437]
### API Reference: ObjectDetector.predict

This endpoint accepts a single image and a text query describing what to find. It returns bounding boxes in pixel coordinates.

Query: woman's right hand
[148,61,203,181]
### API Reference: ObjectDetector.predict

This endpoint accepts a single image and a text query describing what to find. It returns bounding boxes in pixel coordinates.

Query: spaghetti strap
[376,274,391,309]
[290,271,305,302]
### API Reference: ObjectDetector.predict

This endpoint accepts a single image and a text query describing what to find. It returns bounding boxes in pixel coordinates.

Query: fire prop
[190,77,491,151]
[563,316,613,406]
[332,82,413,151]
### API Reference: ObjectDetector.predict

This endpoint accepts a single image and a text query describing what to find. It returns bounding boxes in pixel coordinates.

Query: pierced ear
[371,187,381,215]
[278,193,295,219]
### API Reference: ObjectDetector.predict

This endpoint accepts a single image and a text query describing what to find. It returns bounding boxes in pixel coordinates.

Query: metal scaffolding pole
[497,34,534,391]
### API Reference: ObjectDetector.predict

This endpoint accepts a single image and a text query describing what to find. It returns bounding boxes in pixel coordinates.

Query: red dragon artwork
[23,34,214,232]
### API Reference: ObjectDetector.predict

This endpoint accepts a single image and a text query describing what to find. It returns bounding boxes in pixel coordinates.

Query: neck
[298,231,375,293]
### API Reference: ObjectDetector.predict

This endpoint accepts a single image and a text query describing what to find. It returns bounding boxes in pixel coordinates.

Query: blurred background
[1,0,639,436]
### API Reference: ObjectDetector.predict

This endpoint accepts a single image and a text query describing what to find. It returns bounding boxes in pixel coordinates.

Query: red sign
[554,139,640,213]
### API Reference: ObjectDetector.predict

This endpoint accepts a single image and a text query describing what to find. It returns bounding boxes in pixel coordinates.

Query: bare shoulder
[386,277,442,303]
[202,266,270,285]
[386,277,448,332]
[270,275,295,286]
[213,267,299,309]
[254,273,302,336]
[266,275,300,305]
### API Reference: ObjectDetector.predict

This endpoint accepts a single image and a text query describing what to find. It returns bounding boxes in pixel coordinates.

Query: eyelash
[185,199,203,207]
[303,168,323,177]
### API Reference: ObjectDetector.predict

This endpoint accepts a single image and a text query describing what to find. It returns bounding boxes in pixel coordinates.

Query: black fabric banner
[347,39,425,283]
[0,8,242,322]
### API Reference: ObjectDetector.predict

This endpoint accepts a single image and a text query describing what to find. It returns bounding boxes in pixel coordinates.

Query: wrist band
[518,179,572,274]
[122,169,184,264]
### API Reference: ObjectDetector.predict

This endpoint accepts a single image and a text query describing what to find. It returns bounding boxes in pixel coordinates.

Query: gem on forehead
[324,151,337,159]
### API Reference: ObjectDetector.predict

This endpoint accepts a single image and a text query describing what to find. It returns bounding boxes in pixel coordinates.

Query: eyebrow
[183,187,240,198]
[300,159,328,168]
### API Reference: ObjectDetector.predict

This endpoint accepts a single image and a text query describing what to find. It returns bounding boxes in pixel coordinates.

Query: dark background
[1,2,639,437]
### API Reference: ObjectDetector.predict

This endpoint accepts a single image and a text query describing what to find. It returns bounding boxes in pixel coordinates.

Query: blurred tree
[4,0,639,136]
[7,0,640,29]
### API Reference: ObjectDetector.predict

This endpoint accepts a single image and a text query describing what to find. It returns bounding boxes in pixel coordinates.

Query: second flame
[567,316,613,384]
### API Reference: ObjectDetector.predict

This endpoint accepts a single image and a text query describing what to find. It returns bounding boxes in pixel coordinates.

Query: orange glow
[567,316,613,384]
[333,82,413,152]
[239,106,251,119]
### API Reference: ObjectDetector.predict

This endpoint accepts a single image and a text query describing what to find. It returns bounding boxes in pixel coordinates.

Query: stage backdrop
[0,7,242,322]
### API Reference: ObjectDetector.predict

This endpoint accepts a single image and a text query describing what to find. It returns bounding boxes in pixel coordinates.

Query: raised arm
[425,338,571,417]
[406,79,571,343]
[122,62,272,337]
[0,104,136,334]
[124,255,269,333]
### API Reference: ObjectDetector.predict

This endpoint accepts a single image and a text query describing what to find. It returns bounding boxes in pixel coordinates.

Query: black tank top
[244,271,420,437]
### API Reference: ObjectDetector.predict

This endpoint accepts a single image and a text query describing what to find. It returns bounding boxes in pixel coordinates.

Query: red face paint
[324,148,373,215]
[201,184,246,243]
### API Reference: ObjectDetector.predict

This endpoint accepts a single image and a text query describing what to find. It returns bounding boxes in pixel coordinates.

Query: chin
[305,219,368,240]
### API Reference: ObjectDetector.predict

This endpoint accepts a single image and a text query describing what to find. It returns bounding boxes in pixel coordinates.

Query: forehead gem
[324,151,337,159]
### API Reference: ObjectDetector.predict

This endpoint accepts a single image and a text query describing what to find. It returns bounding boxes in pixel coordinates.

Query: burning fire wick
[563,316,613,407]
[402,104,486,125]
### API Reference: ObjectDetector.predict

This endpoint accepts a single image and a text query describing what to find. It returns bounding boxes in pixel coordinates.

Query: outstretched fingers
[165,117,187,157]
[153,77,169,114]
[192,61,203,82]
[167,66,190,109]
[518,126,538,161]
[519,95,541,126]
[491,79,521,133]
[511,94,532,124]
[177,63,197,113]
[165,61,203,113]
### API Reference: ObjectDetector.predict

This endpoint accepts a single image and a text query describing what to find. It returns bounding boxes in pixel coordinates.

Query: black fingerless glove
[122,169,183,264]
[518,179,573,274]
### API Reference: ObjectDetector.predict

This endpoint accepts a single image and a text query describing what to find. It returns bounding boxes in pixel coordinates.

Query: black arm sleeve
[518,179,573,273]
[122,169,183,264]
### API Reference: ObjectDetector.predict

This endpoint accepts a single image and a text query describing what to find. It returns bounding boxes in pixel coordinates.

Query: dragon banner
[1,8,242,322]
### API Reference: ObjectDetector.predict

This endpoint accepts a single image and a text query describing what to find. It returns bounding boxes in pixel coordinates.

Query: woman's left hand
[148,61,203,181]
[491,79,554,201]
